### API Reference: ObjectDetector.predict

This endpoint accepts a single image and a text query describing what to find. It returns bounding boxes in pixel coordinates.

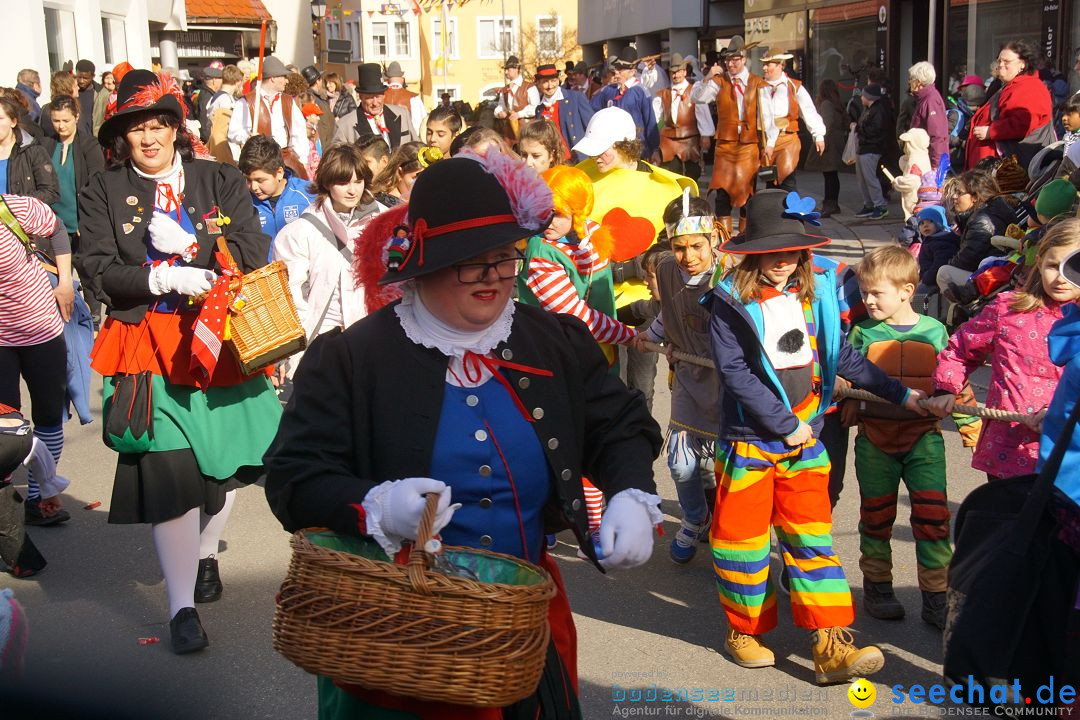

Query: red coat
[967,73,1052,169]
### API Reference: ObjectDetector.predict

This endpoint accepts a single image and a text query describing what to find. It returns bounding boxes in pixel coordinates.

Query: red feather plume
[354,203,410,313]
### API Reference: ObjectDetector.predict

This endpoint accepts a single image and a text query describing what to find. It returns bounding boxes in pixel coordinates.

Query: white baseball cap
[572,107,638,158]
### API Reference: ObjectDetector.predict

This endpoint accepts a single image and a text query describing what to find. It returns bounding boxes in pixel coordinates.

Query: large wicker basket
[271,495,556,707]
[215,238,305,374]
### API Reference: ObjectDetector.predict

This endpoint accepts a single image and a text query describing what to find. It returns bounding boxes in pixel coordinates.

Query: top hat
[760,48,795,64]
[300,65,322,86]
[503,55,521,69]
[535,64,560,80]
[260,56,289,79]
[563,61,575,74]
[611,47,639,70]
[720,190,830,254]
[98,69,187,145]
[356,63,389,94]
[385,61,406,78]
[379,152,553,284]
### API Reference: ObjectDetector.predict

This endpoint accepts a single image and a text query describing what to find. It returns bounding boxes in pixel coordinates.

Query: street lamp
[311,1,327,67]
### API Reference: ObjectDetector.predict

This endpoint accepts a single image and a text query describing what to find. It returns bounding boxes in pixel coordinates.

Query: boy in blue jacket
[238,136,315,258]
[705,189,927,684]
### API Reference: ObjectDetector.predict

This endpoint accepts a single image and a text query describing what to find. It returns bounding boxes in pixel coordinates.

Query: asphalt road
[3,172,989,719]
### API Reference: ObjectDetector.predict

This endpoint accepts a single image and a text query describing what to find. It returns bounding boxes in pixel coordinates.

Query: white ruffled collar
[395,283,514,360]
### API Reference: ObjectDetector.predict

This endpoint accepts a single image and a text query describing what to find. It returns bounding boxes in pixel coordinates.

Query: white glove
[148,264,217,296]
[148,212,198,262]
[597,490,661,570]
[362,477,461,556]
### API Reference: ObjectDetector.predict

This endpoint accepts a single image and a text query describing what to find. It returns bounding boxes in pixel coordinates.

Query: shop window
[101,15,127,66]
[946,0,1040,93]
[371,22,388,58]
[43,5,78,74]
[808,1,878,111]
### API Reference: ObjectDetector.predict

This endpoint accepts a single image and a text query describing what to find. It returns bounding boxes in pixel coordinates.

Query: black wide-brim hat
[98,69,185,144]
[379,155,553,284]
[1063,247,1080,289]
[720,189,831,254]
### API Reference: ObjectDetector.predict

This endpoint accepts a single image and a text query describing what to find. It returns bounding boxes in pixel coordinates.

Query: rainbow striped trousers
[711,436,854,634]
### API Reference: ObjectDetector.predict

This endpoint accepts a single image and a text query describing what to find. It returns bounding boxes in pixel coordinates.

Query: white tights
[151,491,237,618]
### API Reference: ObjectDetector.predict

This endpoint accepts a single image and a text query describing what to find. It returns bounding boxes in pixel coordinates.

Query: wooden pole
[252,19,267,134]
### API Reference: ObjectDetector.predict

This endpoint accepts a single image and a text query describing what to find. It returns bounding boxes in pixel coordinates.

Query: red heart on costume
[601,208,656,262]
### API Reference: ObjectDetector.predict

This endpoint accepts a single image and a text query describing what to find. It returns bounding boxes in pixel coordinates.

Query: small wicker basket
[272,495,556,707]
[215,238,306,374]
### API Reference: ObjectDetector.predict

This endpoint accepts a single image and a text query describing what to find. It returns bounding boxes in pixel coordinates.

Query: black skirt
[108,448,262,525]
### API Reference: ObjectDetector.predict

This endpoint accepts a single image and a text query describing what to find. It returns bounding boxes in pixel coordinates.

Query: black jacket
[39,130,106,196]
[78,158,270,322]
[331,92,357,119]
[4,129,58,205]
[856,98,893,155]
[948,196,1017,272]
[263,303,663,570]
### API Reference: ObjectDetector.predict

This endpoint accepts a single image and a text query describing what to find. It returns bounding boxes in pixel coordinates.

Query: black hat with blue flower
[720,190,832,254]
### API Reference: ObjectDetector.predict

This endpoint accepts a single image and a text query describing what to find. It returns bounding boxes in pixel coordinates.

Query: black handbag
[943,397,1080,697]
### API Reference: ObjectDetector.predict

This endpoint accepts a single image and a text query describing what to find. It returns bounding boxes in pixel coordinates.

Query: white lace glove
[148,213,198,262]
[361,477,461,556]
[148,264,217,296]
[597,489,663,570]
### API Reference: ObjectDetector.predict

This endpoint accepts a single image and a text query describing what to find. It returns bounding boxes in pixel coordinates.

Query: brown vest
[714,73,765,144]
[502,81,531,113]
[383,86,417,108]
[768,77,803,134]
[242,90,308,179]
[659,83,699,140]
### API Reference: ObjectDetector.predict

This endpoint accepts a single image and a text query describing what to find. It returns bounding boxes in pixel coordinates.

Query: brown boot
[810,627,884,684]
[724,628,775,668]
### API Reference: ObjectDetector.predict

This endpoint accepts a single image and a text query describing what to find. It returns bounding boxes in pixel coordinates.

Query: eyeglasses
[996,57,1019,66]
[452,256,525,284]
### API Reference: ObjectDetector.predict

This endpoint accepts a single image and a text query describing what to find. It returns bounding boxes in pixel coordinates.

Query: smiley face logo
[848,678,876,709]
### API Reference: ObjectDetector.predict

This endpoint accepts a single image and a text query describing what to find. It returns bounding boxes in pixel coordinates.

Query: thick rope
[638,340,1031,423]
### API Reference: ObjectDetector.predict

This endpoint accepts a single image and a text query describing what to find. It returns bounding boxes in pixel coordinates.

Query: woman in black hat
[79,69,280,654]
[705,189,926,682]
[264,149,663,718]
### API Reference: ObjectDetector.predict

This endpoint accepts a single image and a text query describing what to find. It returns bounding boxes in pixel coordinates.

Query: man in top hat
[332,62,418,150]
[656,53,704,182]
[196,61,225,144]
[758,48,826,192]
[690,35,766,236]
[299,65,335,151]
[494,55,534,141]
[532,64,594,163]
[383,61,427,138]
[591,47,660,160]
[228,55,311,179]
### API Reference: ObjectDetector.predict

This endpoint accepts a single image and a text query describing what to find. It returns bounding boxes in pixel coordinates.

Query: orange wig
[542,165,594,239]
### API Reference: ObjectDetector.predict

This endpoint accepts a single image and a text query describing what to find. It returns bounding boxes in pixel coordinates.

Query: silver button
[466,394,479,407]
[478,464,492,476]
[518,377,530,389]
[547,438,559,450]
[188,206,195,213]
[532,407,544,420]
[479,497,493,508]
[479,534,493,546]
[560,469,572,481]
[572,499,582,511]
[474,429,488,442]
[501,348,513,360]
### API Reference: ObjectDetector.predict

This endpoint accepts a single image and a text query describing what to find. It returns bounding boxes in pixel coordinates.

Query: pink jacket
[933,292,1064,479]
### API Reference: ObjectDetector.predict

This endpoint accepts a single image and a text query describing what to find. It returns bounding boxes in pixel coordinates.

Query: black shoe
[921,590,946,631]
[169,607,209,654]
[863,580,905,620]
[820,202,841,218]
[194,557,223,603]
[24,497,71,527]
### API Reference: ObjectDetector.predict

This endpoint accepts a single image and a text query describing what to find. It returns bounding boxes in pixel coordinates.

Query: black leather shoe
[24,497,71,527]
[194,557,223,603]
[169,607,209,654]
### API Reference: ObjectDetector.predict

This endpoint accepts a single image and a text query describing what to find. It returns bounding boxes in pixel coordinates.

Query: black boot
[194,557,223,603]
[820,201,841,218]
[169,607,209,654]
[921,590,947,631]
[862,580,905,620]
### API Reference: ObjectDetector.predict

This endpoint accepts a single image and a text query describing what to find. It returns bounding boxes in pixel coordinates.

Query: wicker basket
[215,238,306,374]
[272,495,556,707]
